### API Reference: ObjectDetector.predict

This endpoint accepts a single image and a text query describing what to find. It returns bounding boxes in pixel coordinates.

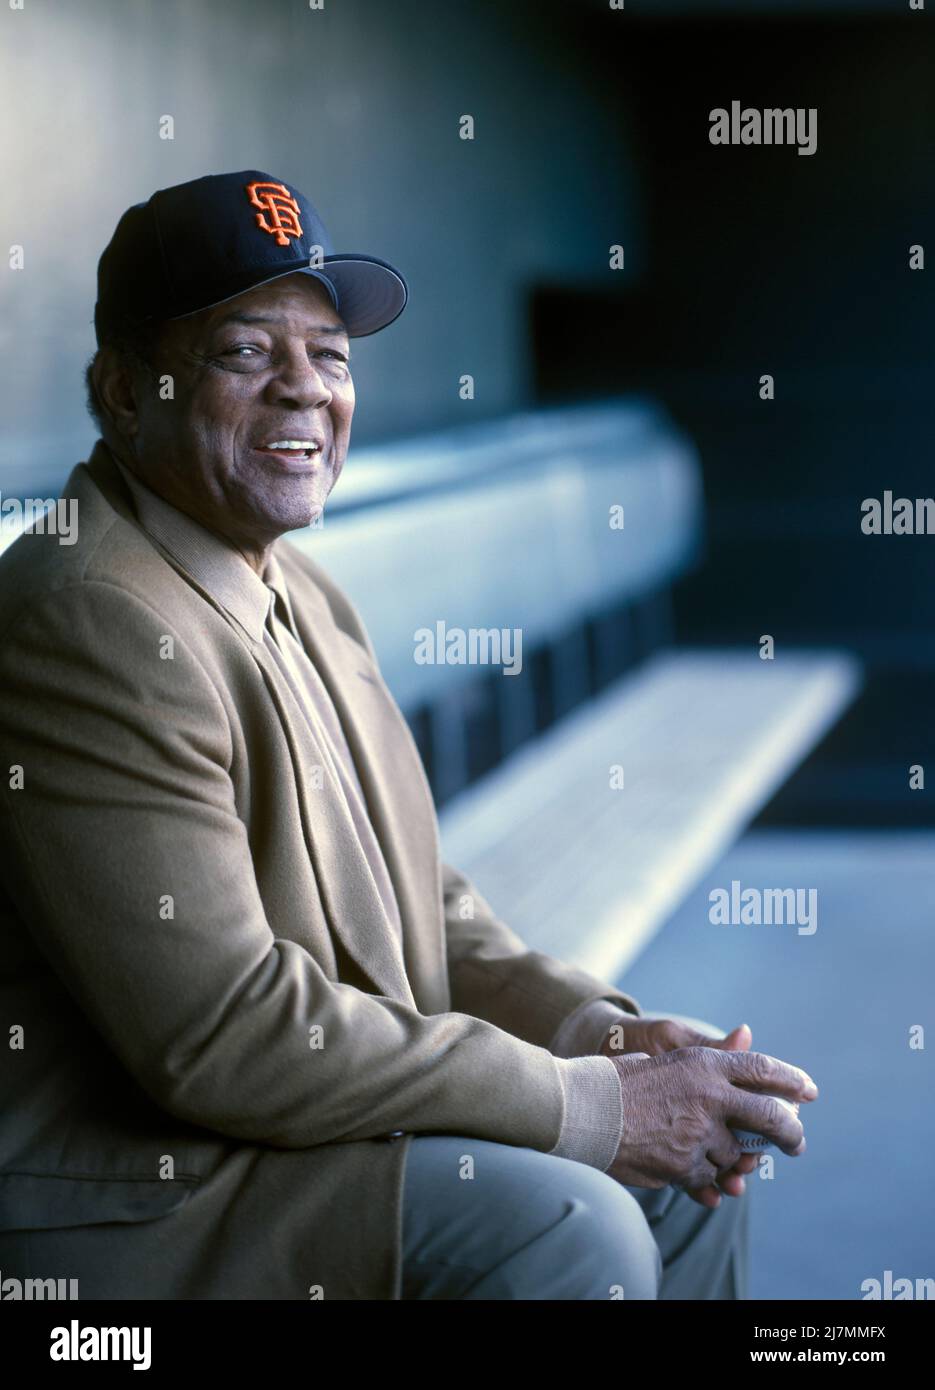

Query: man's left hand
[599,1014,759,1207]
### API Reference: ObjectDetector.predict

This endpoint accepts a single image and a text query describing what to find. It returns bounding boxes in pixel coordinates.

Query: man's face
[119,273,354,563]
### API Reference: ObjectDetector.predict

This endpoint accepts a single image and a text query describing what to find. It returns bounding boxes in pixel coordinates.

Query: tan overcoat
[0,443,637,1299]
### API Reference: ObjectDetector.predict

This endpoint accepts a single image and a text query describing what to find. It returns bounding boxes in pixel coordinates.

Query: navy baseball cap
[94,169,408,343]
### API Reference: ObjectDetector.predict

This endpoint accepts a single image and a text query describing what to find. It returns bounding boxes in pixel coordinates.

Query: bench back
[288,397,705,800]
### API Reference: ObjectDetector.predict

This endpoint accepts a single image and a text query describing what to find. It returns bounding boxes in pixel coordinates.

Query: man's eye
[215,344,348,367]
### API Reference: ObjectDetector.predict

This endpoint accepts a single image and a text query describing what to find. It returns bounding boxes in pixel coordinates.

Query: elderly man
[0,170,816,1301]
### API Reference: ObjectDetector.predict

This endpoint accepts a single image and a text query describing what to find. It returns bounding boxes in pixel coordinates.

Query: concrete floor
[615,827,935,1300]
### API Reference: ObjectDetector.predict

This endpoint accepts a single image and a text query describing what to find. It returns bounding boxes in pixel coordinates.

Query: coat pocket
[0,1172,199,1230]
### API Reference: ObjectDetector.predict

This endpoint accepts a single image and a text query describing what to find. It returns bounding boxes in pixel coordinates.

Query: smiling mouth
[253,440,325,466]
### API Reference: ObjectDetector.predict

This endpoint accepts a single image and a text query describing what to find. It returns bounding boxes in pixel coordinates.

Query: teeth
[264,440,320,450]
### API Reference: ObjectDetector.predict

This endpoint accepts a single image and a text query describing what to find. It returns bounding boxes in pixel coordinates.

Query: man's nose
[269,351,334,408]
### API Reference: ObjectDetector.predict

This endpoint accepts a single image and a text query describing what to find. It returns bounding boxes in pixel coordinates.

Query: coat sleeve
[440,862,641,1049]
[548,997,638,1058]
[0,580,572,1155]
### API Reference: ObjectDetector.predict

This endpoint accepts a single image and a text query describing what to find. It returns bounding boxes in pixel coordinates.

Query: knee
[548,1160,663,1300]
[402,1138,663,1300]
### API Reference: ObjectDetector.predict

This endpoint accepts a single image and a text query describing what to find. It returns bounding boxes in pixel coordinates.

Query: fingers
[716,1146,771,1191]
[664,1022,752,1057]
[685,1138,755,1204]
[727,1090,804,1156]
[685,1185,722,1209]
[647,1019,751,1057]
[720,1047,819,1103]
[683,1023,751,1052]
[710,1023,752,1052]
[706,1130,745,1175]
[683,1152,721,1193]
[644,1018,698,1053]
[685,1168,752,1205]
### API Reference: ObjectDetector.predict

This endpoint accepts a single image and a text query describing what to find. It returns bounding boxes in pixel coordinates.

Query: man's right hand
[606,1046,818,1202]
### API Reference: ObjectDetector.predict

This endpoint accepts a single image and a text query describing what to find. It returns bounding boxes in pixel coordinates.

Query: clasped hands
[597,1013,819,1210]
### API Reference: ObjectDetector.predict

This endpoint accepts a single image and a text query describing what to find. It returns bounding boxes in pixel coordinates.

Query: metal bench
[438,647,859,978]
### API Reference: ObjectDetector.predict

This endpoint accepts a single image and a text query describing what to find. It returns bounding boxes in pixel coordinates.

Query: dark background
[532,3,935,828]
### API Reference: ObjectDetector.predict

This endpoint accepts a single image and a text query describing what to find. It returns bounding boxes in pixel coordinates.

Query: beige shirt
[112,456,629,1171]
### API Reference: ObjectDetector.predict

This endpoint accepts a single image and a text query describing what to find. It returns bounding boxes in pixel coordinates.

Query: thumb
[703,1023,752,1052]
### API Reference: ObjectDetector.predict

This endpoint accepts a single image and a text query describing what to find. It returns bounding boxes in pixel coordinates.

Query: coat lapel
[78,444,420,1006]
[247,634,416,1005]
[277,548,449,1014]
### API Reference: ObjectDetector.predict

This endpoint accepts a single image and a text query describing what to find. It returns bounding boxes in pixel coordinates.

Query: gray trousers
[401,1013,749,1300]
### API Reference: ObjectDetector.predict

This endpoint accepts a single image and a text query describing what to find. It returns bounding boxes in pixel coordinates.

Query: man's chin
[259,503,327,536]
[248,479,332,535]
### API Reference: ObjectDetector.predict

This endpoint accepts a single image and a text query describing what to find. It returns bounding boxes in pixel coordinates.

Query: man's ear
[93,346,143,443]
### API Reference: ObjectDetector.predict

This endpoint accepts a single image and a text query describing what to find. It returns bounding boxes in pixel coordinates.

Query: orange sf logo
[245,181,304,247]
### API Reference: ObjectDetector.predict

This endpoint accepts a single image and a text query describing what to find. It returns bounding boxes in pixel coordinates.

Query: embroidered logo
[245,181,304,247]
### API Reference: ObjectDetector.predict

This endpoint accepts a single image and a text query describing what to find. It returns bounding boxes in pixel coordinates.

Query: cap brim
[317,255,408,337]
[162,254,408,338]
